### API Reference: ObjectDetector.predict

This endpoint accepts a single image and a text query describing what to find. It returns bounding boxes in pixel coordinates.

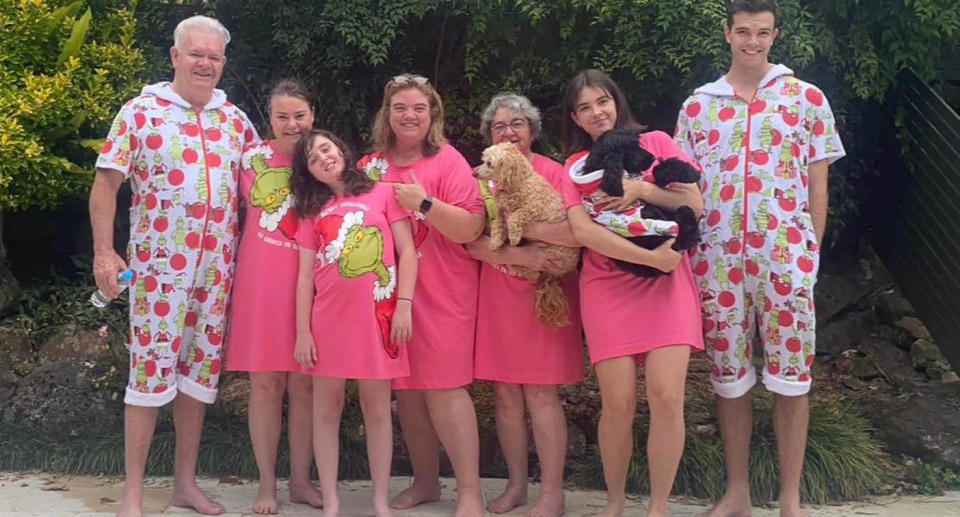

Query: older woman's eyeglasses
[391,75,429,85]
[491,119,528,135]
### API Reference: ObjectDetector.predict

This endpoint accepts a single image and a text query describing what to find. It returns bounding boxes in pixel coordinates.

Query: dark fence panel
[874,68,960,369]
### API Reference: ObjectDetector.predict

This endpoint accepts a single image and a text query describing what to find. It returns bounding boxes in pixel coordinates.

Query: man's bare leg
[774,394,809,517]
[170,394,225,515]
[701,394,753,517]
[115,405,158,517]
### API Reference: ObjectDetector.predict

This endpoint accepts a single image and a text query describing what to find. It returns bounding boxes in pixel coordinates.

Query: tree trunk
[0,211,20,312]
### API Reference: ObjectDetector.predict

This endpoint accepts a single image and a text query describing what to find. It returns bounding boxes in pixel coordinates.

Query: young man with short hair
[675,1,845,515]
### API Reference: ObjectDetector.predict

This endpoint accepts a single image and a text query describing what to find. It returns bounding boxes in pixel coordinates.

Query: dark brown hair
[726,0,779,28]
[291,129,373,216]
[267,79,315,139]
[371,73,446,157]
[560,69,643,156]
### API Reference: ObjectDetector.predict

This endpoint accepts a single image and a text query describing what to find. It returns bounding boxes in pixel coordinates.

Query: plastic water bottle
[90,270,134,308]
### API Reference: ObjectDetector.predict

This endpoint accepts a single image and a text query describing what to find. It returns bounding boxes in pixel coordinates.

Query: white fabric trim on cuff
[761,371,812,397]
[177,375,218,404]
[711,366,758,399]
[124,385,178,407]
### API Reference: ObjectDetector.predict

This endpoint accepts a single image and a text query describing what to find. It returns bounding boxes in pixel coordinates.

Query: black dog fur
[581,128,701,276]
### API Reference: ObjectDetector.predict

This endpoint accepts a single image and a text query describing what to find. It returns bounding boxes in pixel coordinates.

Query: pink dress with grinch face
[565,132,704,365]
[226,140,302,372]
[358,144,484,389]
[96,82,258,407]
[473,154,585,385]
[295,183,410,379]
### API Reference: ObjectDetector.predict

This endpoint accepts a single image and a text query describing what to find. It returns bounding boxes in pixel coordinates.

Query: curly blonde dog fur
[474,142,580,327]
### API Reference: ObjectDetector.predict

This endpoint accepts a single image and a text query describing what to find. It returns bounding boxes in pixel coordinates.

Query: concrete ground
[1,472,958,516]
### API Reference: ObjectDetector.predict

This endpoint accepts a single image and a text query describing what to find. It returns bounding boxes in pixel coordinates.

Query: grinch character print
[318,211,399,358]
[244,143,298,238]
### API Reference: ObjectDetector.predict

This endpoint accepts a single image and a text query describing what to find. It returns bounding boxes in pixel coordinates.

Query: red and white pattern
[97,82,259,405]
[675,64,845,398]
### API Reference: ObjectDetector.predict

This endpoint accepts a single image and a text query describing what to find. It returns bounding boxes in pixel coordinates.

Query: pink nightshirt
[566,132,704,364]
[358,144,484,388]
[474,154,585,384]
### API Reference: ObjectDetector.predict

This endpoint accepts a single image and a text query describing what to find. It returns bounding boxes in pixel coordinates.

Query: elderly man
[89,15,258,517]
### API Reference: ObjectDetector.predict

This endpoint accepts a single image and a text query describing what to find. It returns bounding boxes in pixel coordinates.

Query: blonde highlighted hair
[371,74,446,157]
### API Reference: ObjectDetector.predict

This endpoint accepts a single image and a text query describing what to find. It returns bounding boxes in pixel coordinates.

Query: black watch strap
[418,195,434,215]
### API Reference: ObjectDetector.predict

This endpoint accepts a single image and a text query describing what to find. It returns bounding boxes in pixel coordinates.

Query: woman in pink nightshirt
[561,69,704,517]
[466,93,583,517]
[291,129,417,517]
[225,79,323,514]
[357,74,486,517]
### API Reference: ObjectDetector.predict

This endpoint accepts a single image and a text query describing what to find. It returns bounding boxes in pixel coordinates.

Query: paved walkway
[1,473,958,516]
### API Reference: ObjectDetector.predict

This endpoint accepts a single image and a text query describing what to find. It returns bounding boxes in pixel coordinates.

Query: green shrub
[568,392,891,504]
[0,0,144,212]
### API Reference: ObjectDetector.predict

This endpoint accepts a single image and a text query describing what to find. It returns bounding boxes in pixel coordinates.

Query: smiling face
[388,87,431,148]
[270,95,314,154]
[570,86,618,142]
[306,135,346,190]
[490,107,533,156]
[170,28,226,97]
[725,11,778,71]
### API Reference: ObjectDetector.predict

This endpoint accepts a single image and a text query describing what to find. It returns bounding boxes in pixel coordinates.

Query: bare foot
[487,482,528,514]
[698,491,752,517]
[289,479,324,508]
[389,482,442,509]
[779,505,807,517]
[598,499,625,517]
[322,494,340,517]
[115,498,144,517]
[526,489,564,517]
[252,482,278,515]
[375,499,395,517]
[455,490,484,517]
[170,482,226,515]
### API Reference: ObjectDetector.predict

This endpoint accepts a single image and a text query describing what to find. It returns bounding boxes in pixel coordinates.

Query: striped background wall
[873,68,960,369]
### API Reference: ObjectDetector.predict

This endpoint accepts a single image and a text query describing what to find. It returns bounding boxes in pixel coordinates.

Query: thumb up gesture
[394,170,428,212]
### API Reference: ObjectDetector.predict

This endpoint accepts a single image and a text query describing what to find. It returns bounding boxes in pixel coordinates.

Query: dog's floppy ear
[496,143,529,193]
[651,157,700,187]
[599,151,625,197]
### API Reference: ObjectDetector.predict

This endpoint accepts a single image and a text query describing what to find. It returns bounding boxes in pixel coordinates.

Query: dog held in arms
[578,128,701,276]
[474,142,580,327]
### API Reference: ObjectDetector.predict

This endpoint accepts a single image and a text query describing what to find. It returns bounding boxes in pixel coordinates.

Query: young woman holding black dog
[560,69,704,517]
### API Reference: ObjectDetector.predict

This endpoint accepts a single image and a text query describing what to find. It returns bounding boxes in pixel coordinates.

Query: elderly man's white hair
[174,15,231,49]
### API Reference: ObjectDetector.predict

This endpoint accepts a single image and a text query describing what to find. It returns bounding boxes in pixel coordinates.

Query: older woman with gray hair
[466,94,584,517]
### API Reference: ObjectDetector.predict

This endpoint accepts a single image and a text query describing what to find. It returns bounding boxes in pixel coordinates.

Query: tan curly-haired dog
[474,142,580,327]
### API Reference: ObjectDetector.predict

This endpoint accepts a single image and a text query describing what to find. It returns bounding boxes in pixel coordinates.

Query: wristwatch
[417,195,434,216]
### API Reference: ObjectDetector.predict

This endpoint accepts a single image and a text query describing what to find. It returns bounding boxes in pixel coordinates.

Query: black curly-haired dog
[582,128,701,276]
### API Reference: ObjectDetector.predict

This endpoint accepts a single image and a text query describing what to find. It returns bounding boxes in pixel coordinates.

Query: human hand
[516,242,553,271]
[294,331,317,369]
[391,300,413,345]
[93,250,128,299]
[393,171,428,212]
[596,178,649,212]
[648,238,682,273]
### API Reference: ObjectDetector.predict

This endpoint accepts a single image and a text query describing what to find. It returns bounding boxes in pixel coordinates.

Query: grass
[0,411,370,480]
[0,274,909,500]
[567,391,892,504]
